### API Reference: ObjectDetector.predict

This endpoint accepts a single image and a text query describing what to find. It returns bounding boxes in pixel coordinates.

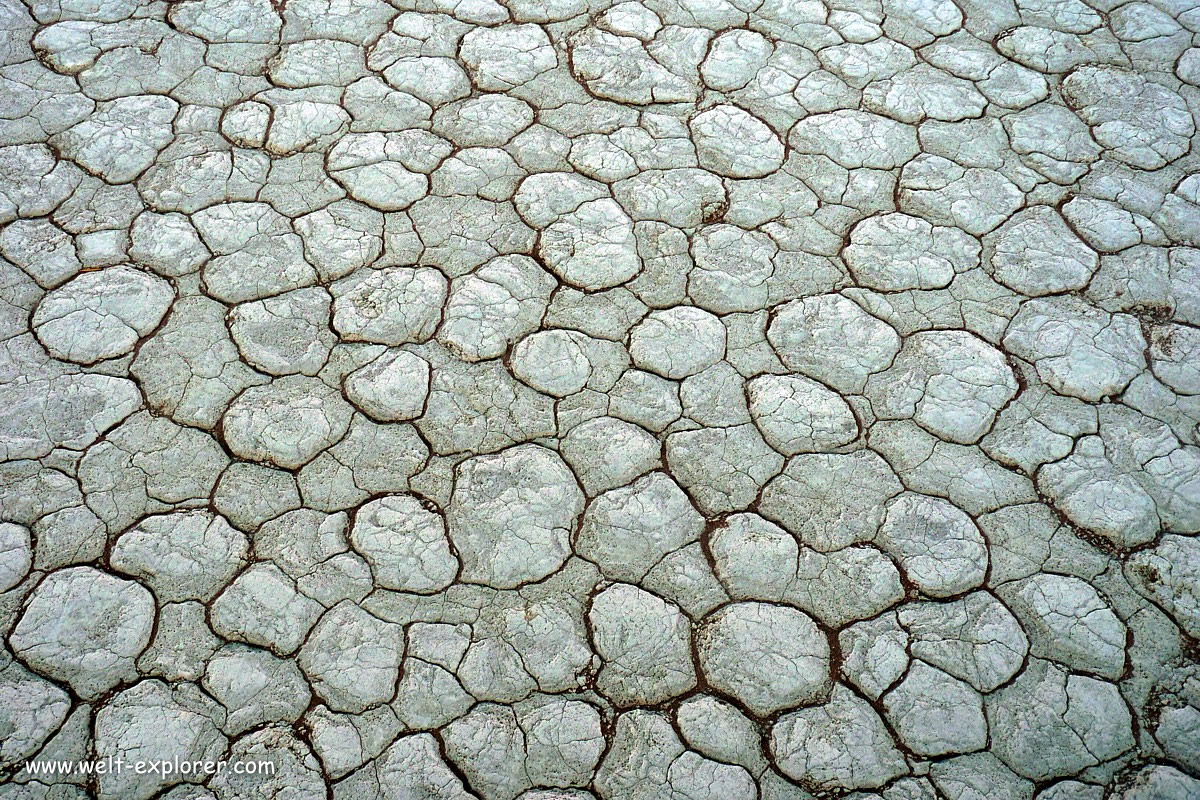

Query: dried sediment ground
[2,0,1200,797]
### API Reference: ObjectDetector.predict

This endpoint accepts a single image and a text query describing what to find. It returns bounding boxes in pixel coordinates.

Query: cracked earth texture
[2,0,1200,798]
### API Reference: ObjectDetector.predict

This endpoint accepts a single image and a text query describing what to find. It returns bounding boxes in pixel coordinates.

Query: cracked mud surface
[2,0,1200,798]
